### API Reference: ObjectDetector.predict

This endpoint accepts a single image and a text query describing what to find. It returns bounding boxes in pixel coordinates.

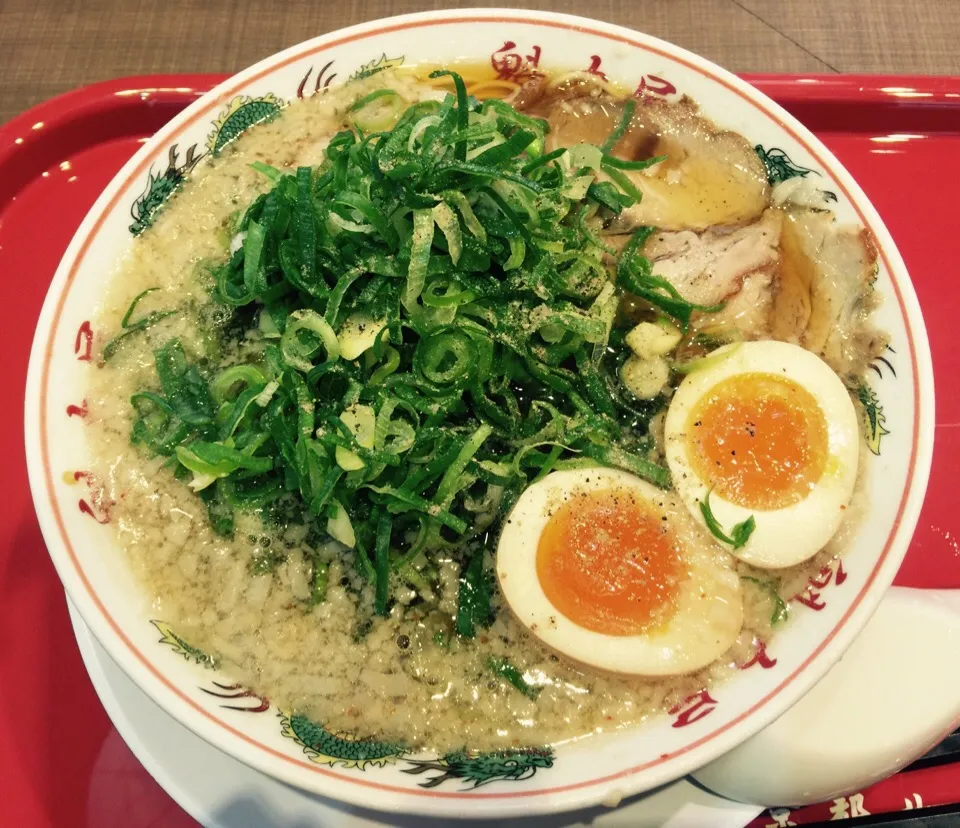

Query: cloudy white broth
[86,66,884,752]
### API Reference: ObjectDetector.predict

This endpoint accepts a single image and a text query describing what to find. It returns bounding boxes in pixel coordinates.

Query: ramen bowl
[24,8,934,818]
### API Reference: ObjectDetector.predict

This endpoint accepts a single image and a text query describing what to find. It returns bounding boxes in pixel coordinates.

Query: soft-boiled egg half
[497,467,742,676]
[664,340,859,569]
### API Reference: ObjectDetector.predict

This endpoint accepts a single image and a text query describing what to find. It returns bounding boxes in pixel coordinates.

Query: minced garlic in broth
[86,69,857,753]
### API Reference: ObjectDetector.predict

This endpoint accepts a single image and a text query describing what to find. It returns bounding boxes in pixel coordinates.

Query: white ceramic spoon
[692,586,960,807]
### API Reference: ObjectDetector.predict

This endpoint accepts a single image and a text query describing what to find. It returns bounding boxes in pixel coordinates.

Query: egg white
[664,341,860,569]
[496,467,743,677]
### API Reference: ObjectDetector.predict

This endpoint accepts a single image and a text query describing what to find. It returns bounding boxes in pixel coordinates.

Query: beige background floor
[1,0,958,125]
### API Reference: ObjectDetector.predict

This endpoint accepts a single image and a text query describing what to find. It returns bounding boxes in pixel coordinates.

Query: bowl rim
[23,7,936,817]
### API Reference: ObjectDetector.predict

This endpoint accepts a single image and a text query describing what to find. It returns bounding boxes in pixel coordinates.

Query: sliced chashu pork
[631,209,783,338]
[772,207,886,378]
[527,79,770,231]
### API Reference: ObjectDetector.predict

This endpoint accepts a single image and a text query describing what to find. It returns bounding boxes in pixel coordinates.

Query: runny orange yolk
[686,372,829,511]
[535,489,682,636]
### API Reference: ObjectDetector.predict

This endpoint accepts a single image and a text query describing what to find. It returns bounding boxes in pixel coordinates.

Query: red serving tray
[2,74,958,827]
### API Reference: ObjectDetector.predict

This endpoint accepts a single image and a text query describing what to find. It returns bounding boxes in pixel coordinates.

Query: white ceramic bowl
[24,8,934,818]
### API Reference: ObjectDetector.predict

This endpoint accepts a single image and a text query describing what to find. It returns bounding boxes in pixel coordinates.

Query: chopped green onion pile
[124,71,687,619]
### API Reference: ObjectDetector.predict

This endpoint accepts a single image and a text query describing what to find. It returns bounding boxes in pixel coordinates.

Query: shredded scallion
[121,71,701,620]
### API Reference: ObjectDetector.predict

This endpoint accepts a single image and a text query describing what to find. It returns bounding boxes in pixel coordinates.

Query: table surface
[2,0,960,127]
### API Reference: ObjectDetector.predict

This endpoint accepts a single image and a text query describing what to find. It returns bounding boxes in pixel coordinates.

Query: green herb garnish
[309,560,328,606]
[616,228,725,330]
[249,161,282,182]
[601,99,636,154]
[488,656,541,700]
[456,550,494,638]
[700,489,756,550]
[373,511,392,616]
[742,576,789,626]
[121,72,712,618]
[103,287,176,361]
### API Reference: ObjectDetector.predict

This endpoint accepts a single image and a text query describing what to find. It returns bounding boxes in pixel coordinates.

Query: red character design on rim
[794,587,827,611]
[74,321,94,361]
[584,55,607,81]
[490,41,542,81]
[66,400,89,418]
[669,689,718,728]
[73,470,113,524]
[792,560,847,611]
[635,74,678,97]
[741,641,777,670]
